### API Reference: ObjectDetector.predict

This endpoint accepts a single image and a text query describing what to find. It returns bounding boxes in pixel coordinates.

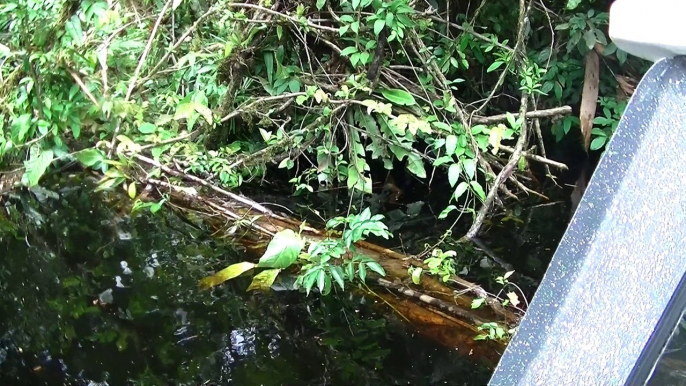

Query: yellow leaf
[314,89,328,103]
[489,124,506,155]
[199,261,255,289]
[246,268,281,291]
[506,291,520,308]
[127,182,136,199]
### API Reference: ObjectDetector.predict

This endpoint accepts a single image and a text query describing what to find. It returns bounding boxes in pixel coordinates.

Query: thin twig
[499,145,568,170]
[66,68,100,108]
[472,106,572,125]
[219,93,305,123]
[138,131,197,151]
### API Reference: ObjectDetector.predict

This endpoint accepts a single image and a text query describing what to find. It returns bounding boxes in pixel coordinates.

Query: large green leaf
[448,163,460,187]
[23,149,53,187]
[199,261,255,289]
[381,89,416,106]
[75,148,106,167]
[247,269,281,291]
[257,229,304,269]
[406,153,426,178]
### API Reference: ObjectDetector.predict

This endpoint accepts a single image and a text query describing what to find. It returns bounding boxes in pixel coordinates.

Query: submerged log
[131,174,521,368]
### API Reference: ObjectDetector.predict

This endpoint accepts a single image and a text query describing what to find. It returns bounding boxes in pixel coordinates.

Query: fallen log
[132,169,523,367]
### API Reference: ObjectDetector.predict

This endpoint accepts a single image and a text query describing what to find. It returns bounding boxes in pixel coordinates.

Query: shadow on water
[0,175,491,386]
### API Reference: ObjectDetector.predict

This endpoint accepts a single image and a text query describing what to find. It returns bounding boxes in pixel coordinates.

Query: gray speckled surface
[489,56,686,386]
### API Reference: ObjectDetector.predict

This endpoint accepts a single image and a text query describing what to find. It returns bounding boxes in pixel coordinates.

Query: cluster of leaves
[408,248,458,284]
[199,207,389,296]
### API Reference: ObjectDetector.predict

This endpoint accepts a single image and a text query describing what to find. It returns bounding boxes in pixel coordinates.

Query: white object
[609,0,686,62]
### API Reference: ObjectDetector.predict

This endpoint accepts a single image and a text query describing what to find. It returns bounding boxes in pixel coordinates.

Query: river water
[0,176,491,385]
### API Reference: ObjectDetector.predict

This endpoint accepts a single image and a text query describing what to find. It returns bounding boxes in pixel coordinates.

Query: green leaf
[448,163,460,187]
[358,262,367,282]
[288,78,301,93]
[406,153,426,178]
[316,0,326,10]
[471,298,486,309]
[303,270,319,295]
[330,266,346,290]
[438,205,457,219]
[470,181,486,201]
[374,19,386,36]
[411,267,423,284]
[454,181,469,200]
[434,155,453,166]
[381,89,416,106]
[487,61,504,73]
[366,261,385,276]
[23,149,53,187]
[445,135,457,155]
[12,114,32,141]
[199,261,255,289]
[247,268,281,291]
[590,136,606,150]
[584,30,597,50]
[352,0,360,9]
[317,269,326,293]
[257,229,304,269]
[340,46,358,56]
[75,149,106,167]
[506,112,517,129]
[138,122,157,134]
[462,158,476,180]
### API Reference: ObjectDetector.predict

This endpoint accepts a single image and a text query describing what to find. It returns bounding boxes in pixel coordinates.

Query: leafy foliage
[200,209,389,296]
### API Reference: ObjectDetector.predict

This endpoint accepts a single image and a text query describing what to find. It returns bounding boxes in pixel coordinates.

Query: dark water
[0,176,491,385]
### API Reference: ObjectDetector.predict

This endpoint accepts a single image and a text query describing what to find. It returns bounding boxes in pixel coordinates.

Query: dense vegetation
[0,0,648,346]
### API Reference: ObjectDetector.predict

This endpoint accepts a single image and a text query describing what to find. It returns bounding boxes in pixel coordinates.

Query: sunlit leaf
[470,181,486,201]
[448,163,460,187]
[247,268,281,291]
[489,124,505,154]
[506,291,520,307]
[445,134,457,155]
[138,122,157,134]
[462,158,476,180]
[454,181,469,199]
[374,19,385,36]
[193,102,214,125]
[127,182,136,199]
[257,229,304,269]
[330,266,345,290]
[471,298,486,309]
[411,267,422,284]
[199,261,255,289]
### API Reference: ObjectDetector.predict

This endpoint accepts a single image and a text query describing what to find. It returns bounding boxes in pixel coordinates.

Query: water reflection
[0,177,490,385]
